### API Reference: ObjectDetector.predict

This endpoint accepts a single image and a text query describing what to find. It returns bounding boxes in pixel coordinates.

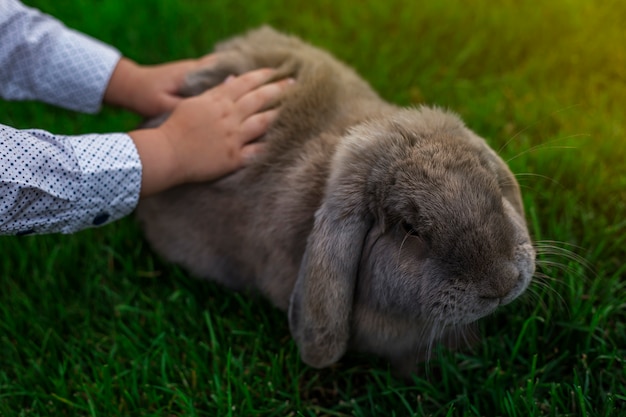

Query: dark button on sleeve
[92,212,110,226]
[16,229,35,236]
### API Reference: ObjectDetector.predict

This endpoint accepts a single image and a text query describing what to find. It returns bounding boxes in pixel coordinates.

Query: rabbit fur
[137,26,536,371]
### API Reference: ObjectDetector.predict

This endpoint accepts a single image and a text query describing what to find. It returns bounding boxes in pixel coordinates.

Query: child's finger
[235,78,294,119]
[239,108,280,144]
[240,142,267,166]
[216,68,277,101]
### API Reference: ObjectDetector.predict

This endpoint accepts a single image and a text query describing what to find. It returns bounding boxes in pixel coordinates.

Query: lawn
[1,0,625,415]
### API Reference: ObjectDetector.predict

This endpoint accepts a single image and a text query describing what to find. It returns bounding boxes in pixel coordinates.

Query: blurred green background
[1,0,624,416]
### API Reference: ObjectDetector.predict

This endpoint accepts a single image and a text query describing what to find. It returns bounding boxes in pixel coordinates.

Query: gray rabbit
[137,26,536,371]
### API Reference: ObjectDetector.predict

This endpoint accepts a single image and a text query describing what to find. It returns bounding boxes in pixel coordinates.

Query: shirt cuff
[62,132,142,233]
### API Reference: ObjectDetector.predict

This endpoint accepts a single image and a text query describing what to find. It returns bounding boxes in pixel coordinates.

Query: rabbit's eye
[401,221,419,237]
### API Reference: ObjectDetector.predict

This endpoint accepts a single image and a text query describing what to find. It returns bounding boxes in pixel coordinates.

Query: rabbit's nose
[479,263,520,300]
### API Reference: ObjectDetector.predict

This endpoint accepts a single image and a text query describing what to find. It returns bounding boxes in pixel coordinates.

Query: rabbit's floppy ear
[288,199,371,368]
[288,136,374,368]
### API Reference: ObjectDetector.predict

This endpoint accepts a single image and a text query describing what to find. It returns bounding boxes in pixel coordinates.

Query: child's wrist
[104,57,143,112]
[128,128,181,197]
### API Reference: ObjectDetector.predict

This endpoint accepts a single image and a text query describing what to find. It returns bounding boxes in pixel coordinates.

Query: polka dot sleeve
[0,0,121,113]
[0,124,142,235]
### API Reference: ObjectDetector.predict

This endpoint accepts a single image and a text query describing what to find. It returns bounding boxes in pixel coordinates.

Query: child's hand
[128,68,294,197]
[103,55,219,117]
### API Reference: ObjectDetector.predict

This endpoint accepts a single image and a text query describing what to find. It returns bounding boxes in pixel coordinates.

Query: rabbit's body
[137,27,535,370]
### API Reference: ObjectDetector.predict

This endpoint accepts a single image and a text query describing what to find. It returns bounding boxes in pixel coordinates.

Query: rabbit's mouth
[430,253,536,325]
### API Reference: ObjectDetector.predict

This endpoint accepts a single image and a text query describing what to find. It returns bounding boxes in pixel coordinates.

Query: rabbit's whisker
[511,172,563,188]
[395,230,413,273]
[497,104,583,154]
[506,143,582,164]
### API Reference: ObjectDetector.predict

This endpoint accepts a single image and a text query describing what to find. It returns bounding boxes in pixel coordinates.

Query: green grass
[1,0,625,415]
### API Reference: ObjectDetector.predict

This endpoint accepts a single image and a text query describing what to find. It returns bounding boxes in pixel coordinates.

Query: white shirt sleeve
[0,124,142,235]
[0,0,121,113]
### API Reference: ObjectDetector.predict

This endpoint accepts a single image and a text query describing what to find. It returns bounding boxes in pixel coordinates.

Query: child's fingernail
[224,75,236,84]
